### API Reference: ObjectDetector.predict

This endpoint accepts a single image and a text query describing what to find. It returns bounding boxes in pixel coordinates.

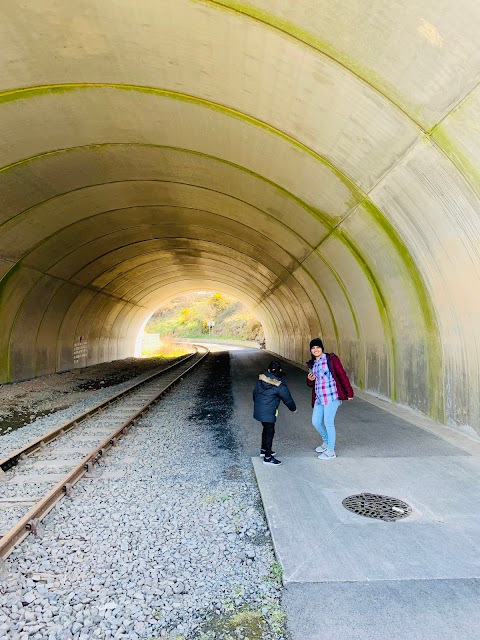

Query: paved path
[229,348,480,640]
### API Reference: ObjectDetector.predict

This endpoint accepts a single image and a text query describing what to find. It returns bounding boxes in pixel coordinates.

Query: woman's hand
[347,397,353,401]
[307,372,316,381]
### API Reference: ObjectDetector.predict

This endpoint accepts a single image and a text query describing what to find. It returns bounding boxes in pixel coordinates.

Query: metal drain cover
[342,493,412,521]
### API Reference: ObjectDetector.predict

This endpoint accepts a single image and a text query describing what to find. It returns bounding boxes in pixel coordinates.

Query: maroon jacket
[306,353,354,407]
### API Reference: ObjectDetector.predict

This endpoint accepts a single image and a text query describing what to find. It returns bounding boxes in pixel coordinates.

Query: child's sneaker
[318,450,336,459]
[263,456,282,465]
[260,449,276,457]
[315,444,327,453]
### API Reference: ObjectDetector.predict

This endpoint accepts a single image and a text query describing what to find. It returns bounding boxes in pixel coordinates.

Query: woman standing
[306,338,353,459]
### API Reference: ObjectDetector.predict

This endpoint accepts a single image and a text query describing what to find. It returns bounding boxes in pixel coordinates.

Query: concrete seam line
[0,145,336,232]
[200,0,425,130]
[5,199,312,266]
[0,83,367,198]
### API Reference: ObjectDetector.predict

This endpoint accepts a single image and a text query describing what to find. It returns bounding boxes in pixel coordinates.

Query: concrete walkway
[229,348,480,640]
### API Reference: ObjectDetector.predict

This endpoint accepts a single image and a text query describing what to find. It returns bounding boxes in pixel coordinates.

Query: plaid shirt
[313,354,339,405]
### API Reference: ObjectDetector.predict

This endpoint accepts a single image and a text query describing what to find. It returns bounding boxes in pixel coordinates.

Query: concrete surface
[283,579,480,640]
[230,348,480,639]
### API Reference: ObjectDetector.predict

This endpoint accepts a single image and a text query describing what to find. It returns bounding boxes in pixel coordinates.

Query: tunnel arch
[1,0,480,437]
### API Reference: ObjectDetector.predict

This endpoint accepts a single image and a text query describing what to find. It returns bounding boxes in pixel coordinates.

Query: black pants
[261,421,275,457]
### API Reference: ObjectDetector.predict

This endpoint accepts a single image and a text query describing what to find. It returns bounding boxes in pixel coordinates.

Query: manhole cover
[342,493,412,521]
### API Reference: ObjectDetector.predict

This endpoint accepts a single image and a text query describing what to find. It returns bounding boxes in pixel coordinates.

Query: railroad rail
[0,345,208,559]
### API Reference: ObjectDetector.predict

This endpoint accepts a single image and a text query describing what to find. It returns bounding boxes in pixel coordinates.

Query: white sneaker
[318,450,336,459]
[315,444,327,453]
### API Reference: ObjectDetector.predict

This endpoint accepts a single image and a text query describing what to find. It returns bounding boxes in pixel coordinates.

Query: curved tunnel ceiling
[1,1,480,436]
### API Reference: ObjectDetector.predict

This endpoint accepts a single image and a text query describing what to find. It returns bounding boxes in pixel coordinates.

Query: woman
[306,338,353,459]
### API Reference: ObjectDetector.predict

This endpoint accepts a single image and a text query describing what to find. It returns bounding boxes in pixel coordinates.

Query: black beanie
[309,338,324,350]
[268,360,282,374]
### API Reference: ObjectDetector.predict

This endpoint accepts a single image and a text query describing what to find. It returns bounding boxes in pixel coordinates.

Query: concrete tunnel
[1,1,480,437]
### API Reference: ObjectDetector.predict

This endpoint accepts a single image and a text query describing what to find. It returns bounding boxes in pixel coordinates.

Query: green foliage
[180,307,191,323]
[145,292,265,342]
[261,560,283,586]
[196,606,263,639]
[270,561,284,584]
[195,601,289,639]
[209,292,229,310]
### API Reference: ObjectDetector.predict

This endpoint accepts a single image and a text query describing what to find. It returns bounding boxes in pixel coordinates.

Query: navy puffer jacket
[253,372,296,422]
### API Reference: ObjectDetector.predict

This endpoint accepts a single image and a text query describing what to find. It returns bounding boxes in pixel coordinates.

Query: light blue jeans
[312,399,341,451]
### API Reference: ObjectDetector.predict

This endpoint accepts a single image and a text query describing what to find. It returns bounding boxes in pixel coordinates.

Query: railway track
[0,346,208,559]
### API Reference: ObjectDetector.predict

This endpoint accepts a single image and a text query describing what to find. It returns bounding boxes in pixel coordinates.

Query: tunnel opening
[137,290,265,357]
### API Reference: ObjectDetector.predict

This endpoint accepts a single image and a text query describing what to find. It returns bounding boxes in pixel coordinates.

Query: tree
[180,308,191,323]
[209,293,228,311]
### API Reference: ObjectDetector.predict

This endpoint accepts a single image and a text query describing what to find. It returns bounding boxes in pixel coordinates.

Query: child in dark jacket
[253,360,296,465]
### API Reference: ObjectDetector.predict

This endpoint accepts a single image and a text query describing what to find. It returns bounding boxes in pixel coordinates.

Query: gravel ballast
[0,355,191,460]
[0,352,288,639]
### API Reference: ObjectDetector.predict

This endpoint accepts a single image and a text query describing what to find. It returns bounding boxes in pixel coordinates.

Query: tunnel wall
[1,1,480,438]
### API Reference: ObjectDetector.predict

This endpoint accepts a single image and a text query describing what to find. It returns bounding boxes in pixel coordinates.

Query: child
[253,360,296,465]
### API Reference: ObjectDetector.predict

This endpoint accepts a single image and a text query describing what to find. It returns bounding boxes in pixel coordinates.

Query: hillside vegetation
[145,292,265,343]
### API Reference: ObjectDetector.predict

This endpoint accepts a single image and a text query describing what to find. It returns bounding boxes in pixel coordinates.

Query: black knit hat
[309,338,324,350]
[268,360,283,375]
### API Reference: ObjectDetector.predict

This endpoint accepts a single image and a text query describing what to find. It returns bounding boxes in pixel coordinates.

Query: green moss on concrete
[353,198,444,422]
[0,262,21,299]
[0,83,363,206]
[0,84,441,411]
[0,144,92,176]
[200,0,426,129]
[292,263,341,340]
[0,262,23,381]
[361,199,439,335]
[4,200,314,271]
[430,125,480,198]
[0,84,82,104]
[299,260,364,389]
[332,227,395,400]
[0,136,442,414]
[0,142,336,236]
[305,195,444,419]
